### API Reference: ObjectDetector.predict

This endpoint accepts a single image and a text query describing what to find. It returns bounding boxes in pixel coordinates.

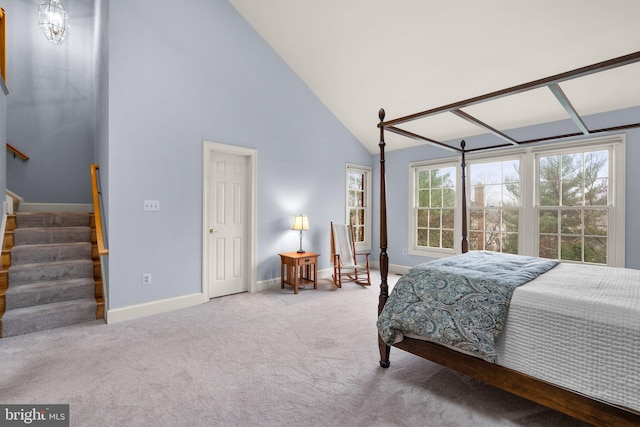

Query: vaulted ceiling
[229,1,640,153]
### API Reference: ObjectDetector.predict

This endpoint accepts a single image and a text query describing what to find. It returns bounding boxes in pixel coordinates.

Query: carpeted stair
[2,212,98,337]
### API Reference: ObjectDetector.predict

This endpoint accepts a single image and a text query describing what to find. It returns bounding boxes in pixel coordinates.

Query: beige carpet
[0,271,589,427]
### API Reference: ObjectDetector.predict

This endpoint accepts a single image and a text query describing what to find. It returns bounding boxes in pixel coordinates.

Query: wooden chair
[330,222,371,287]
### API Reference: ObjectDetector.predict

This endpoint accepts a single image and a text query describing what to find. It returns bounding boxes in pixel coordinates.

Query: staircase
[0,212,105,337]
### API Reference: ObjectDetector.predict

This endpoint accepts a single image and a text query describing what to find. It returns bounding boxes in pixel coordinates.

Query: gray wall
[94,0,109,289]
[105,0,372,309]
[5,0,95,204]
[373,106,640,271]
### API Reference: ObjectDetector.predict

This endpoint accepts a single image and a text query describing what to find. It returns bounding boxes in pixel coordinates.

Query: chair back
[331,223,356,267]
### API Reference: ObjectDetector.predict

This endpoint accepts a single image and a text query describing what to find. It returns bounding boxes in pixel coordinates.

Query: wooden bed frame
[376,51,640,426]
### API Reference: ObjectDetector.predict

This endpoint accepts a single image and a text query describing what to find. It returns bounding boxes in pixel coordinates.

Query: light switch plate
[144,200,160,211]
[142,273,152,285]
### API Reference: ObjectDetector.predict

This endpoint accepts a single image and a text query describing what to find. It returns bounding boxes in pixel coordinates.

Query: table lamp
[291,214,309,253]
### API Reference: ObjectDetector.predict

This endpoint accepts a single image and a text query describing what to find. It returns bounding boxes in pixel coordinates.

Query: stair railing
[1,7,6,84]
[6,143,29,160]
[91,164,108,255]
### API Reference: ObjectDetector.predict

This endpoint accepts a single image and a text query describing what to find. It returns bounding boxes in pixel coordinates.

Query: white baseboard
[369,260,410,276]
[5,190,22,214]
[254,277,280,292]
[19,203,93,213]
[0,213,6,268]
[389,263,411,275]
[106,292,204,324]
[4,197,12,215]
[106,265,387,324]
[318,267,333,280]
[254,268,334,292]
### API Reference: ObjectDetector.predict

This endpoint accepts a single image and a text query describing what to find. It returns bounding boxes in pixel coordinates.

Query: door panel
[208,152,249,298]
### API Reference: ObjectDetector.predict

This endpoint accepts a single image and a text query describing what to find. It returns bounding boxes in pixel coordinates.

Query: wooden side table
[279,251,319,294]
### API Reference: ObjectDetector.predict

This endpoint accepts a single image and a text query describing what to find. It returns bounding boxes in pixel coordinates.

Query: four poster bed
[375,51,640,426]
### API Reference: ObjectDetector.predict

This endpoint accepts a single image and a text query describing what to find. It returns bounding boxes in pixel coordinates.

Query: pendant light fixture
[38,0,70,45]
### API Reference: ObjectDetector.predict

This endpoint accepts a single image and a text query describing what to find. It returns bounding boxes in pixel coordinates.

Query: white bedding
[403,262,640,412]
[495,262,640,412]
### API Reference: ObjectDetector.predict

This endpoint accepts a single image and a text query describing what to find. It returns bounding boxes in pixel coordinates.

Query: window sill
[408,247,456,259]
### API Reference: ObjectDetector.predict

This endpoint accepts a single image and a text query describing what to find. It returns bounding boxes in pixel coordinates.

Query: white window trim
[408,157,461,258]
[407,134,625,267]
[345,163,372,252]
[531,135,625,267]
[466,152,525,254]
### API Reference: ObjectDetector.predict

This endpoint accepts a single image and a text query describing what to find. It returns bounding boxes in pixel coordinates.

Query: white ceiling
[229,0,640,153]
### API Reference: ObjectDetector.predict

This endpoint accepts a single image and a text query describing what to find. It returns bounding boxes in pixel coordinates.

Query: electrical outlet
[143,200,160,211]
[402,249,407,255]
[142,273,152,285]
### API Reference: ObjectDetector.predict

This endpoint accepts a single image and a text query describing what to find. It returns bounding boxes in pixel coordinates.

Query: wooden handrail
[6,143,29,160]
[0,8,6,84]
[91,164,109,255]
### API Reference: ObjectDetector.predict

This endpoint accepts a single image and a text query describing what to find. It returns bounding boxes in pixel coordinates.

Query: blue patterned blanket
[377,251,558,362]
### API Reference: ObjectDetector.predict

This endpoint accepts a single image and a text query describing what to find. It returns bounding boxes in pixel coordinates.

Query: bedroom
[1,0,639,425]
[3,0,638,317]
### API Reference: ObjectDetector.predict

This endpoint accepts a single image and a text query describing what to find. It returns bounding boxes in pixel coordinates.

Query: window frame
[345,163,372,252]
[531,136,625,267]
[407,135,625,267]
[408,157,462,258]
[466,153,525,255]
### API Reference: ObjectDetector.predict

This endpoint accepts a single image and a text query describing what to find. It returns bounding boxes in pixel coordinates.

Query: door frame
[202,141,258,301]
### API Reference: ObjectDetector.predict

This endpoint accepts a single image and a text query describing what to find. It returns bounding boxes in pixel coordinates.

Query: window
[346,164,371,251]
[536,146,619,265]
[409,161,459,257]
[408,135,625,266]
[468,158,521,254]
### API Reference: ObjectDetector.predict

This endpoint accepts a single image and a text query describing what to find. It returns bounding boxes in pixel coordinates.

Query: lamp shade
[291,215,309,231]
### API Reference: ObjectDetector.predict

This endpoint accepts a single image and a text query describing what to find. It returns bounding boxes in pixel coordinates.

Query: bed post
[460,140,469,254]
[377,108,391,368]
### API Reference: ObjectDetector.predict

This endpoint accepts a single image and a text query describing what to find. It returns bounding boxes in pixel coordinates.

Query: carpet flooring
[0,271,589,427]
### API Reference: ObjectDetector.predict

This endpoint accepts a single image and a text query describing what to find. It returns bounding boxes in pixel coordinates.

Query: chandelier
[38,0,70,45]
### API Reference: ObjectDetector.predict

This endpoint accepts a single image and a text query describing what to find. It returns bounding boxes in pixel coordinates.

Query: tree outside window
[415,166,456,250]
[346,164,371,250]
[407,136,623,266]
[468,159,520,254]
[537,150,609,264]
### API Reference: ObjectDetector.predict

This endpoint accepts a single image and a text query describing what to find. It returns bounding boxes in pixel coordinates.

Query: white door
[207,151,249,298]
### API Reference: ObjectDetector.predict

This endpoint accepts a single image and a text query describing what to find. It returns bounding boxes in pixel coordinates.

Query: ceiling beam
[385,126,461,153]
[380,51,640,128]
[548,83,590,135]
[451,109,520,145]
[518,122,640,145]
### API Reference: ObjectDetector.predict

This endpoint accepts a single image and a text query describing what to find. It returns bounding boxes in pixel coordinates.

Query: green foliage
[468,160,521,254]
[416,167,455,249]
[415,150,609,264]
[537,150,609,264]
